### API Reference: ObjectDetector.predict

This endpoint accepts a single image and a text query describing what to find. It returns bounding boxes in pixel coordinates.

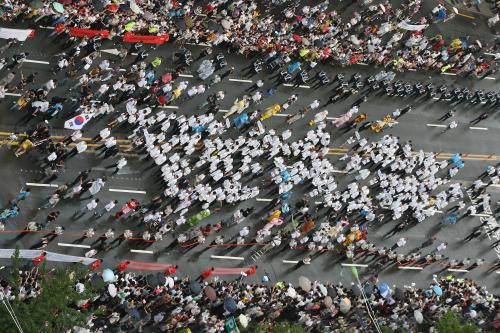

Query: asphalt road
[0,2,499,292]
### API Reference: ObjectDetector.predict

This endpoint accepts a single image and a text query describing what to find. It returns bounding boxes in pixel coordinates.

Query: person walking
[74,199,99,219]
[390,237,408,251]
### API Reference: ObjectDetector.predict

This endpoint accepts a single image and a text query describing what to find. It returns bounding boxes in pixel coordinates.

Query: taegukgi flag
[64,113,94,130]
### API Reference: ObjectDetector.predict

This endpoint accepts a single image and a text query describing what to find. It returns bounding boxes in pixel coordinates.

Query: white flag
[64,113,94,130]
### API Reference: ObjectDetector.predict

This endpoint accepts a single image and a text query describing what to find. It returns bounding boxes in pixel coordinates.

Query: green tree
[0,264,104,333]
[436,311,478,333]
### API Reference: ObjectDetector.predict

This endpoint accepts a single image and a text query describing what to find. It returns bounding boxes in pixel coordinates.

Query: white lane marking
[332,169,347,174]
[282,260,299,264]
[273,113,290,117]
[178,73,194,78]
[109,188,147,194]
[484,52,497,56]
[58,243,91,249]
[497,271,500,274]
[433,97,440,100]
[441,72,456,76]
[210,255,245,261]
[186,42,211,47]
[39,26,55,30]
[491,185,500,188]
[357,63,369,66]
[485,77,496,80]
[471,213,492,217]
[427,124,447,128]
[326,117,338,120]
[130,249,154,254]
[229,78,253,83]
[256,198,272,202]
[341,263,368,267]
[469,126,488,130]
[398,266,423,270]
[26,182,58,188]
[283,84,311,89]
[100,49,121,55]
[25,59,50,65]
[5,92,22,97]
[219,109,229,113]
[314,201,323,205]
[158,105,179,109]
[447,268,469,272]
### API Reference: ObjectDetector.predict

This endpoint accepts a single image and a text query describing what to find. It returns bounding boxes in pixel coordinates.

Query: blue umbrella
[233,112,249,129]
[378,283,389,295]
[190,282,202,294]
[432,285,443,296]
[224,297,237,313]
[102,269,115,283]
[287,61,301,74]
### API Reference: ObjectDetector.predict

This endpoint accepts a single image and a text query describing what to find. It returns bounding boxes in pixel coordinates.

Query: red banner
[123,32,169,44]
[212,267,252,275]
[69,27,110,39]
[125,260,175,271]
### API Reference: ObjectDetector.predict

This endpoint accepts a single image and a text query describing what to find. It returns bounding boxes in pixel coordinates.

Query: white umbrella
[238,314,250,328]
[108,284,117,297]
[339,298,351,313]
[287,287,297,298]
[298,276,312,292]
[221,19,232,30]
[129,0,143,14]
[165,276,174,288]
[318,283,328,297]
[414,310,423,324]
[75,282,85,293]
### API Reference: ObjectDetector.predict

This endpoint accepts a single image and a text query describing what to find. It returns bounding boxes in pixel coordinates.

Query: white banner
[64,113,94,130]
[397,21,428,31]
[0,27,33,41]
[0,249,95,265]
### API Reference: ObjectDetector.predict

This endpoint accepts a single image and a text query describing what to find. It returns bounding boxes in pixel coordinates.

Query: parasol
[414,309,423,323]
[318,283,328,297]
[327,287,337,298]
[298,276,311,292]
[323,296,333,307]
[432,285,443,296]
[52,2,65,13]
[102,269,115,283]
[224,297,237,313]
[204,286,217,301]
[339,298,351,313]
[108,284,117,297]
[238,314,249,328]
[363,283,373,296]
[190,281,202,294]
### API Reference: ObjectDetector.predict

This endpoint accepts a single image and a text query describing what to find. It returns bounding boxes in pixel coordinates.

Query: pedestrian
[74,199,99,219]
[96,199,118,218]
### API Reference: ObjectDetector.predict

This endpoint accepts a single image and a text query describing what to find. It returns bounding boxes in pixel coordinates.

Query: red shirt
[201,270,213,279]
[117,262,129,272]
[245,267,257,276]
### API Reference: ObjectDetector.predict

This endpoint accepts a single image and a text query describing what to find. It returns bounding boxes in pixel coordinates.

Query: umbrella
[130,0,143,14]
[165,276,174,288]
[207,20,223,33]
[339,298,351,313]
[52,2,65,13]
[323,296,333,307]
[204,286,217,301]
[190,282,202,294]
[143,11,154,21]
[327,287,337,298]
[351,285,362,297]
[220,19,232,30]
[75,282,85,293]
[414,309,423,324]
[432,285,443,296]
[146,273,165,287]
[130,308,141,321]
[29,0,43,9]
[92,0,105,11]
[102,269,115,283]
[298,276,311,292]
[378,283,389,295]
[108,284,117,297]
[238,314,249,328]
[363,283,373,297]
[318,284,327,297]
[394,287,405,301]
[224,297,237,313]
[287,287,297,298]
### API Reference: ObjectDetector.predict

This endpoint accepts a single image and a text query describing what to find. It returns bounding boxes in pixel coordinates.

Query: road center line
[178,74,194,78]
[447,268,469,272]
[469,126,488,130]
[229,78,253,83]
[341,263,368,267]
[158,105,179,109]
[441,72,456,76]
[109,188,147,194]
[25,59,50,65]
[58,243,91,249]
[485,77,496,80]
[426,124,446,128]
[398,266,423,270]
[282,260,300,264]
[26,182,59,188]
[256,198,272,202]
[210,255,245,260]
[130,249,154,254]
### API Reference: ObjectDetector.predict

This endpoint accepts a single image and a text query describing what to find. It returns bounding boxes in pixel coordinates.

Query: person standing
[96,200,118,218]
[74,199,99,219]
[106,157,127,174]
[390,237,408,251]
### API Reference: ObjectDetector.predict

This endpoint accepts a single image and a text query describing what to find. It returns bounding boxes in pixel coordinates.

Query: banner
[213,267,252,275]
[0,27,34,41]
[125,260,175,271]
[69,27,110,39]
[0,249,95,265]
[123,32,169,44]
[397,21,428,31]
[64,113,94,130]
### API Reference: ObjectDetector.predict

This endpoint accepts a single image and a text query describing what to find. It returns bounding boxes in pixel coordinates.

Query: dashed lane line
[58,243,90,249]
[108,188,147,194]
[229,78,253,83]
[130,249,154,254]
[210,255,245,261]
[469,126,488,130]
[25,59,50,65]
[427,123,447,128]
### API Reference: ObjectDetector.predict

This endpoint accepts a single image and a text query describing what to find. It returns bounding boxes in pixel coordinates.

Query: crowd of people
[0,266,498,332]
[0,0,497,75]
[0,0,498,332]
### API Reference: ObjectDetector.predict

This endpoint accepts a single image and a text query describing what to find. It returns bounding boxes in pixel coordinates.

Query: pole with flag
[351,267,382,333]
